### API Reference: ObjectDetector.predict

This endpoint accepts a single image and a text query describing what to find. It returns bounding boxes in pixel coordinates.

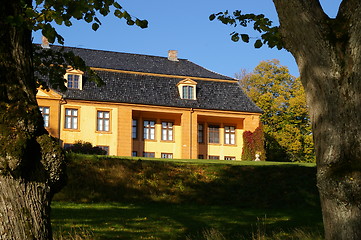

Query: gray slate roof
[54,46,262,113]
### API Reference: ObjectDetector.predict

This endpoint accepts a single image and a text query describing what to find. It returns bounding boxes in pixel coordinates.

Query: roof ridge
[49,45,188,61]
[40,44,234,80]
[184,59,235,80]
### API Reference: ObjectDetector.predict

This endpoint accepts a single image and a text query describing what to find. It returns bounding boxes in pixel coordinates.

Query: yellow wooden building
[36,47,262,160]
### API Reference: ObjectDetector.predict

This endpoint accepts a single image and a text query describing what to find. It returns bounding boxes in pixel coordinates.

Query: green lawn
[52,202,323,240]
[52,155,322,239]
[73,153,316,167]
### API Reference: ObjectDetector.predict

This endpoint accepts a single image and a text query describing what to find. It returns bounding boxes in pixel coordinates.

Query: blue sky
[33,0,342,78]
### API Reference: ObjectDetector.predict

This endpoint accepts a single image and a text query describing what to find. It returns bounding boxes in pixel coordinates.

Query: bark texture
[272,0,361,239]
[0,1,66,239]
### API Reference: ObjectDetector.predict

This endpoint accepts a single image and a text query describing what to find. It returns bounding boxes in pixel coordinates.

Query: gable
[176,78,197,86]
[36,88,62,99]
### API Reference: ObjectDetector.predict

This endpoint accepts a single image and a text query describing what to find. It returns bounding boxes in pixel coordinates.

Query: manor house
[36,46,262,160]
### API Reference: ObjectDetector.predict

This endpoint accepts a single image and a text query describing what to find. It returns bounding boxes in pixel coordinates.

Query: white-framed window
[64,69,83,90]
[182,86,194,99]
[97,111,110,132]
[225,156,236,160]
[161,153,173,159]
[177,78,197,100]
[161,122,173,141]
[39,106,50,127]
[224,126,236,145]
[144,120,155,140]
[67,74,80,89]
[209,155,220,160]
[65,108,78,129]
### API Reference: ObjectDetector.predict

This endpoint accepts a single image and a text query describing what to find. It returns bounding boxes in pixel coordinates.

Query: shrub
[65,141,107,155]
[242,126,266,161]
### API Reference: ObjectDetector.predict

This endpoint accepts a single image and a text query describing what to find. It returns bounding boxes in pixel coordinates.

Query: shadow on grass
[52,156,323,239]
[55,156,320,209]
[52,202,323,240]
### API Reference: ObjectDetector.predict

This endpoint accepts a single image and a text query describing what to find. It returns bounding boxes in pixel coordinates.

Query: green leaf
[64,20,72,27]
[126,19,134,26]
[113,2,122,9]
[42,24,56,43]
[241,34,250,43]
[92,22,100,31]
[254,39,263,48]
[84,13,93,23]
[231,33,240,42]
[54,16,63,25]
[114,9,123,18]
[135,19,148,29]
[94,17,101,24]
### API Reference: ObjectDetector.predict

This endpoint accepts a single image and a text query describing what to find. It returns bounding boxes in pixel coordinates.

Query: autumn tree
[212,1,361,239]
[0,0,146,239]
[238,59,314,162]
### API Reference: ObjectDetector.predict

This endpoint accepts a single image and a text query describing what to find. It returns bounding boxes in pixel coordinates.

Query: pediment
[177,78,197,86]
[36,88,62,99]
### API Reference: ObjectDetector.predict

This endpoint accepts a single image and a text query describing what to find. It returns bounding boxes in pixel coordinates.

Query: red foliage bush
[242,126,266,161]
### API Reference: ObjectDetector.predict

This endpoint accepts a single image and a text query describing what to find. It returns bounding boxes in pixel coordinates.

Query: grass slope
[52,154,322,239]
[55,154,319,209]
[52,202,323,240]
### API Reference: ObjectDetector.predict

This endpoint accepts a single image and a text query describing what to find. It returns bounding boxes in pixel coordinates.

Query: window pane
[98,119,103,131]
[104,119,109,131]
[208,125,219,143]
[73,117,78,129]
[43,115,49,127]
[150,128,155,140]
[169,129,173,141]
[198,124,204,143]
[132,119,137,139]
[189,86,193,99]
[162,129,167,140]
[182,86,187,99]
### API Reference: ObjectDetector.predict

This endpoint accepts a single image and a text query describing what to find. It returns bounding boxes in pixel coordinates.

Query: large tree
[0,0,146,239]
[212,1,361,239]
[238,59,314,162]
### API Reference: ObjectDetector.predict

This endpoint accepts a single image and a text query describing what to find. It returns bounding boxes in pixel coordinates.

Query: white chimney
[168,50,178,61]
[41,36,50,49]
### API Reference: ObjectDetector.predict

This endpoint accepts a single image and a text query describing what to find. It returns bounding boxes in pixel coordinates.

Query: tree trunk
[0,1,66,239]
[273,0,361,239]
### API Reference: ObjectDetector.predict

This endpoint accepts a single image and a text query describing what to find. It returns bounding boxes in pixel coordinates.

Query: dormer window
[177,78,197,100]
[182,86,194,99]
[64,69,83,90]
[67,74,79,89]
